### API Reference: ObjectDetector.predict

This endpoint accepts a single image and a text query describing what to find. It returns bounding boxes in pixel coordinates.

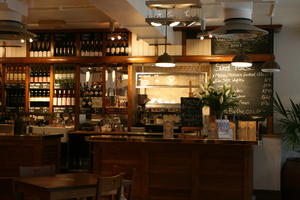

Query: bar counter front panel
[88,136,255,200]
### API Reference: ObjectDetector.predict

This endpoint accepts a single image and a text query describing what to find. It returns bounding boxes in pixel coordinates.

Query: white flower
[225,89,230,97]
[219,95,224,104]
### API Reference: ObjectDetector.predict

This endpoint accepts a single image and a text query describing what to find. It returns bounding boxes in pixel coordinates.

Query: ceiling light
[208,34,213,38]
[150,21,162,26]
[29,38,33,43]
[20,39,25,43]
[231,52,252,67]
[200,36,204,40]
[169,21,180,27]
[111,37,115,41]
[261,58,280,72]
[156,22,175,68]
[156,52,176,67]
[117,35,122,40]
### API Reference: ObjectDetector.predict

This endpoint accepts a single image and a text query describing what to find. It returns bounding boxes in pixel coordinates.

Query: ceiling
[16,0,300,44]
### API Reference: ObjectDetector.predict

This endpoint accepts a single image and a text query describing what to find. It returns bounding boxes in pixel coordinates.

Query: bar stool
[112,165,136,200]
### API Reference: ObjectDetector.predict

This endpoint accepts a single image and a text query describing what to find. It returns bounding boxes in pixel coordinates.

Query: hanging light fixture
[231,52,252,67]
[261,57,280,72]
[155,10,175,68]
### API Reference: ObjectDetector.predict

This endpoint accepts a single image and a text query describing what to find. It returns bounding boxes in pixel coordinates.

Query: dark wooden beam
[173,25,283,33]
[0,54,273,64]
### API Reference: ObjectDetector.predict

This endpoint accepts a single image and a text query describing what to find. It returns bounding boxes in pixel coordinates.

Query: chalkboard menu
[181,97,202,127]
[212,63,273,116]
[211,31,273,55]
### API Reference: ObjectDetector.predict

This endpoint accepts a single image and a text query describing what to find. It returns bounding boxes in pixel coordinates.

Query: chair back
[19,165,56,177]
[95,173,124,200]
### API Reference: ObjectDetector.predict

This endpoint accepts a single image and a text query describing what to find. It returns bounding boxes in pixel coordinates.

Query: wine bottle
[106,43,111,56]
[71,89,75,106]
[120,43,125,56]
[125,42,129,56]
[29,42,34,57]
[57,90,62,106]
[116,43,120,56]
[111,43,116,56]
[66,90,71,106]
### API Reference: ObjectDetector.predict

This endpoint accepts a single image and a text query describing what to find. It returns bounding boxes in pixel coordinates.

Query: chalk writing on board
[212,63,273,116]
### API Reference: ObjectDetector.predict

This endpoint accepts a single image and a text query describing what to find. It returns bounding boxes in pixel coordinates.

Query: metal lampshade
[0,20,36,40]
[231,52,252,67]
[261,59,280,72]
[155,52,175,67]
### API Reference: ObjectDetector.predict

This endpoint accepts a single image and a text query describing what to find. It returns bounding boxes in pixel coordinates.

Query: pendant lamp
[261,58,280,72]
[155,16,175,68]
[231,52,252,67]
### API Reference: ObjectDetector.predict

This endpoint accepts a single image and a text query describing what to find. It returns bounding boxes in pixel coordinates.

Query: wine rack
[28,30,131,58]
[54,33,76,57]
[29,33,51,57]
[80,33,103,57]
[29,64,51,114]
[105,32,130,56]
[5,64,26,83]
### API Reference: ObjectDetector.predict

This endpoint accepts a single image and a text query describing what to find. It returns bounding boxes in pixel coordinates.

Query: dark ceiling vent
[211,18,268,39]
[0,20,36,40]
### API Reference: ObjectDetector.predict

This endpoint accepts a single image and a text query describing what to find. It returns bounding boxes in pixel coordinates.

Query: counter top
[0,133,63,140]
[86,135,257,145]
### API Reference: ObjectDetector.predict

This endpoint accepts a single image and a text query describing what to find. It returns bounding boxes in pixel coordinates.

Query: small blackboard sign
[212,63,273,116]
[211,31,273,55]
[181,97,202,127]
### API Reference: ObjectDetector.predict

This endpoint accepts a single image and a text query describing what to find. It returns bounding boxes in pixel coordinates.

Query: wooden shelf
[0,54,273,64]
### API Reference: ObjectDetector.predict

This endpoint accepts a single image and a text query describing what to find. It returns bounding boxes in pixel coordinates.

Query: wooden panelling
[186,39,211,55]
[91,141,254,200]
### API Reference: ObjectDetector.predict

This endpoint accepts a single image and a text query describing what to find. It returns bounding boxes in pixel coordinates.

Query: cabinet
[0,29,132,131]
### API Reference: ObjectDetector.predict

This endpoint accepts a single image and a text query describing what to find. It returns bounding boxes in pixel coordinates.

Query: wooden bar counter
[0,134,62,200]
[87,135,257,200]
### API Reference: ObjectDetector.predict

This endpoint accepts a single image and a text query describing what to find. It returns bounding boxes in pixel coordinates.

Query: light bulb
[208,34,213,38]
[151,22,162,27]
[200,36,204,40]
[111,37,115,41]
[29,38,33,43]
[169,21,180,27]
[20,39,25,43]
[117,35,122,40]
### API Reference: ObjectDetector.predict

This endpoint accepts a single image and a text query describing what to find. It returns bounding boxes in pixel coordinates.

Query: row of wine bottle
[54,41,76,56]
[29,41,51,57]
[30,89,50,97]
[106,42,129,56]
[29,40,129,57]
[6,89,25,107]
[53,89,76,106]
[81,40,103,56]
[30,67,50,83]
[54,66,76,85]
[6,66,26,82]
[80,82,103,97]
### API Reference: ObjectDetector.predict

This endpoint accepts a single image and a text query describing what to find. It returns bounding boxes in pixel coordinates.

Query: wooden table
[13,173,97,200]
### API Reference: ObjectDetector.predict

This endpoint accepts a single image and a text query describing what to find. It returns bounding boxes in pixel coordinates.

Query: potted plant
[273,92,300,150]
[198,80,239,119]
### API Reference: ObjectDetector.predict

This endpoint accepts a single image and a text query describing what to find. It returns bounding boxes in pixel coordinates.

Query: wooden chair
[112,165,136,200]
[19,164,56,177]
[95,173,124,200]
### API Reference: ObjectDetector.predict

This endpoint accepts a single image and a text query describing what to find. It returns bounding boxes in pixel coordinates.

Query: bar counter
[87,135,256,200]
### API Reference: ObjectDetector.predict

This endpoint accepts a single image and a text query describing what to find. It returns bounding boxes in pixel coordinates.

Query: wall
[274,26,300,164]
